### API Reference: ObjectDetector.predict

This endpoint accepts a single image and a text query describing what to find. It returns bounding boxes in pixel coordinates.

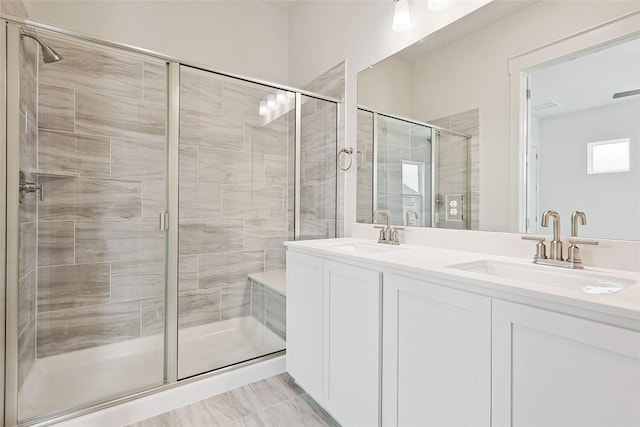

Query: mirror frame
[508,10,640,236]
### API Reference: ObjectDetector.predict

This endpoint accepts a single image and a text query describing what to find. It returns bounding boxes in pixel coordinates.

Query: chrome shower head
[20,32,63,63]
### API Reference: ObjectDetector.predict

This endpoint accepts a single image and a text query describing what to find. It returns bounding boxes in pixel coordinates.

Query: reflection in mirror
[526,36,640,240]
[356,108,472,229]
[356,0,639,240]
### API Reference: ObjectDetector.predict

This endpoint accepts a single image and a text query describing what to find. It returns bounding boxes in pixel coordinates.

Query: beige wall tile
[112,258,165,301]
[246,117,288,156]
[265,248,286,271]
[144,62,167,105]
[199,148,264,185]
[37,300,141,357]
[38,221,75,266]
[18,320,35,390]
[225,251,264,285]
[222,80,266,120]
[18,221,36,280]
[198,253,226,289]
[301,143,337,185]
[38,130,110,178]
[178,219,243,255]
[221,185,284,218]
[76,91,165,140]
[244,218,286,251]
[221,285,250,320]
[111,137,166,180]
[39,83,75,132]
[180,110,245,151]
[18,271,36,336]
[180,67,223,114]
[179,181,222,219]
[38,177,142,221]
[179,256,198,292]
[76,220,165,263]
[178,289,221,329]
[37,263,110,312]
[142,179,166,220]
[264,155,287,187]
[179,145,199,182]
[141,297,164,337]
[39,35,144,101]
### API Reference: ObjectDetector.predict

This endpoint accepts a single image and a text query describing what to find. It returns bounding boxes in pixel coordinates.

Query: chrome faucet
[566,211,598,267]
[571,211,587,237]
[406,210,420,226]
[373,209,402,245]
[522,209,598,269]
[541,210,562,260]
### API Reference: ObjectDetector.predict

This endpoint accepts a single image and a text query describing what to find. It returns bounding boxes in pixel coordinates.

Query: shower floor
[18,316,285,422]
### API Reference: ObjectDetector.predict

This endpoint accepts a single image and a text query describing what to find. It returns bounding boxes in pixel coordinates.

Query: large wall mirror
[356,0,640,241]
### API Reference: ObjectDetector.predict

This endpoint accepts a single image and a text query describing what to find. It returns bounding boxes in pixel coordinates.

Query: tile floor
[126,373,340,427]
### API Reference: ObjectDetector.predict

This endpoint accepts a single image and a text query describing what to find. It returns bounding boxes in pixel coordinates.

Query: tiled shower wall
[303,62,345,237]
[429,109,479,230]
[356,109,476,230]
[34,33,169,358]
[356,110,373,224]
[176,66,293,329]
[17,35,38,390]
[375,115,431,227]
[18,30,341,364]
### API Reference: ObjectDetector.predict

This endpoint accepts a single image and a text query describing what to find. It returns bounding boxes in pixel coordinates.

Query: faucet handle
[566,238,597,267]
[521,235,546,242]
[374,225,386,242]
[567,237,598,246]
[521,235,547,260]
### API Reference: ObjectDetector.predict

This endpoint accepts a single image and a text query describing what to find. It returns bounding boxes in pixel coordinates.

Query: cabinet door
[324,260,381,427]
[492,300,640,427]
[383,274,491,427]
[286,250,324,401]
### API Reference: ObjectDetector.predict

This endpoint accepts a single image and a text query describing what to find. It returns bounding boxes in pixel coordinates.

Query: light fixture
[259,100,267,116]
[267,94,276,109]
[428,0,449,11]
[276,90,287,104]
[392,0,411,32]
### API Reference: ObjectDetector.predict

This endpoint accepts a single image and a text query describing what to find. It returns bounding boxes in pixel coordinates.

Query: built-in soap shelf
[27,168,80,178]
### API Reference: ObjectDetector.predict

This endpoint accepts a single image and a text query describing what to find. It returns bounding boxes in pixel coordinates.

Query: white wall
[537,99,640,241]
[405,0,640,232]
[23,1,290,84]
[357,56,412,117]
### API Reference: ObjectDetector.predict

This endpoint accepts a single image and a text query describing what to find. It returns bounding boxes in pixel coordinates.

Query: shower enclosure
[356,108,471,229]
[1,18,339,426]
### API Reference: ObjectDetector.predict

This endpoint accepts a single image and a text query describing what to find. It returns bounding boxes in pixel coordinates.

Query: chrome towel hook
[338,147,354,171]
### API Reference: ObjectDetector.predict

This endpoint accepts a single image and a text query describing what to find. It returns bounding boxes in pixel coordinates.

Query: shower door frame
[1,14,341,427]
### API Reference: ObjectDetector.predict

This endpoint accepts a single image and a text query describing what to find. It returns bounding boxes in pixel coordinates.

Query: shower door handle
[159,212,169,231]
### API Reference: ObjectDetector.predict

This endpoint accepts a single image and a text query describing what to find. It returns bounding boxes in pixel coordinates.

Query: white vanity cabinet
[382,273,492,427]
[286,250,324,400]
[286,250,382,427]
[492,299,640,427]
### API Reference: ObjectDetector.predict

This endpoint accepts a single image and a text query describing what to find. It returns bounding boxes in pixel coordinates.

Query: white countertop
[286,238,640,326]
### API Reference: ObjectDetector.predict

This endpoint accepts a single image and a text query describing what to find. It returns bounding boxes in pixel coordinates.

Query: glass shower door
[10,24,168,423]
[177,66,291,379]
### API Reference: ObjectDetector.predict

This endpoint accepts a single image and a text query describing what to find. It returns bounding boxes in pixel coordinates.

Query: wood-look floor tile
[267,394,340,427]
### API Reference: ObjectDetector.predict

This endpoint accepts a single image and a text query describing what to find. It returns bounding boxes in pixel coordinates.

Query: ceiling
[530,37,640,119]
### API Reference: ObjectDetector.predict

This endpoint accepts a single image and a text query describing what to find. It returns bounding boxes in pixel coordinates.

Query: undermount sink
[449,260,635,295]
[330,242,406,255]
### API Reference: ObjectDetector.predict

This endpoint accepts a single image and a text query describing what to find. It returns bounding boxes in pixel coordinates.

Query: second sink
[449,260,635,295]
